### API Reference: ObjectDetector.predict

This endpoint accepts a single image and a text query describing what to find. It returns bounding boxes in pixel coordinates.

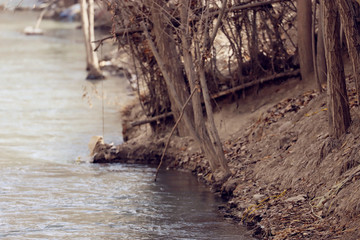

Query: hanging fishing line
[100,43,105,139]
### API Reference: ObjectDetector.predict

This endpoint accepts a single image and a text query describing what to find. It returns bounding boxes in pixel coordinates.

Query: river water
[0,10,251,239]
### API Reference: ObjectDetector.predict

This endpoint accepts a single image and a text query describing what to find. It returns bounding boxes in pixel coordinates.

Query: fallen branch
[212,0,290,16]
[130,112,173,127]
[211,69,300,99]
[154,87,198,182]
[129,70,300,128]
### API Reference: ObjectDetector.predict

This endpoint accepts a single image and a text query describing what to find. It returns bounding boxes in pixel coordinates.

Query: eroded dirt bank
[92,77,360,239]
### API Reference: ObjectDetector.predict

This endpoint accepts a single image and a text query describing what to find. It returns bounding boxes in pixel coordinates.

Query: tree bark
[323,0,351,139]
[316,0,327,88]
[297,0,314,81]
[312,0,322,92]
[337,0,360,103]
[149,0,192,137]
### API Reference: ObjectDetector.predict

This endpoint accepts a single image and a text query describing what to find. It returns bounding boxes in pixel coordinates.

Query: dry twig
[154,87,198,181]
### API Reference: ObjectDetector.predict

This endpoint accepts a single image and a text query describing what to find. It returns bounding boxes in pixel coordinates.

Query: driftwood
[211,69,300,99]
[130,112,173,127]
[92,139,171,165]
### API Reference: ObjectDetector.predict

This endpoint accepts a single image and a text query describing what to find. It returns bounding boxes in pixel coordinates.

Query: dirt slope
[93,69,360,239]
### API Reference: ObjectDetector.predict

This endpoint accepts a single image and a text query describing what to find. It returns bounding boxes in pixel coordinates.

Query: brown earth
[92,67,360,239]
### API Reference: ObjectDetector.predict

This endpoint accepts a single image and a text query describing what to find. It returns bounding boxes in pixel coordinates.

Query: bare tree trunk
[179,4,204,135]
[337,0,360,103]
[87,0,101,76]
[179,6,217,173]
[323,0,351,139]
[142,23,196,140]
[198,61,231,175]
[182,67,229,176]
[317,0,327,88]
[177,1,230,178]
[312,0,322,92]
[149,0,192,137]
[80,0,91,70]
[142,22,227,179]
[151,1,229,179]
[297,0,314,81]
[80,0,103,79]
[197,0,231,176]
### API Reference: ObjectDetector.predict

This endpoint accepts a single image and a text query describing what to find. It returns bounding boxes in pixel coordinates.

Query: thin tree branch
[213,0,290,15]
[154,87,198,182]
[93,27,145,51]
[209,0,228,48]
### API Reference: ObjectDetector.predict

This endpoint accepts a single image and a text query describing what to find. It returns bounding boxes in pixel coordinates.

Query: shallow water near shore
[0,10,251,239]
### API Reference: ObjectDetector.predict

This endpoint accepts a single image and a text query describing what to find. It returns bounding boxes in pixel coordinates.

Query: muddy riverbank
[93,73,360,239]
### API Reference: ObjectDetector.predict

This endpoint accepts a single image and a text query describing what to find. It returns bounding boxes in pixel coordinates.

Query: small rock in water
[88,136,104,156]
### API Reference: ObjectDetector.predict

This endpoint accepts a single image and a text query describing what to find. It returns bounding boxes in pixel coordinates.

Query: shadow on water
[0,10,253,239]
